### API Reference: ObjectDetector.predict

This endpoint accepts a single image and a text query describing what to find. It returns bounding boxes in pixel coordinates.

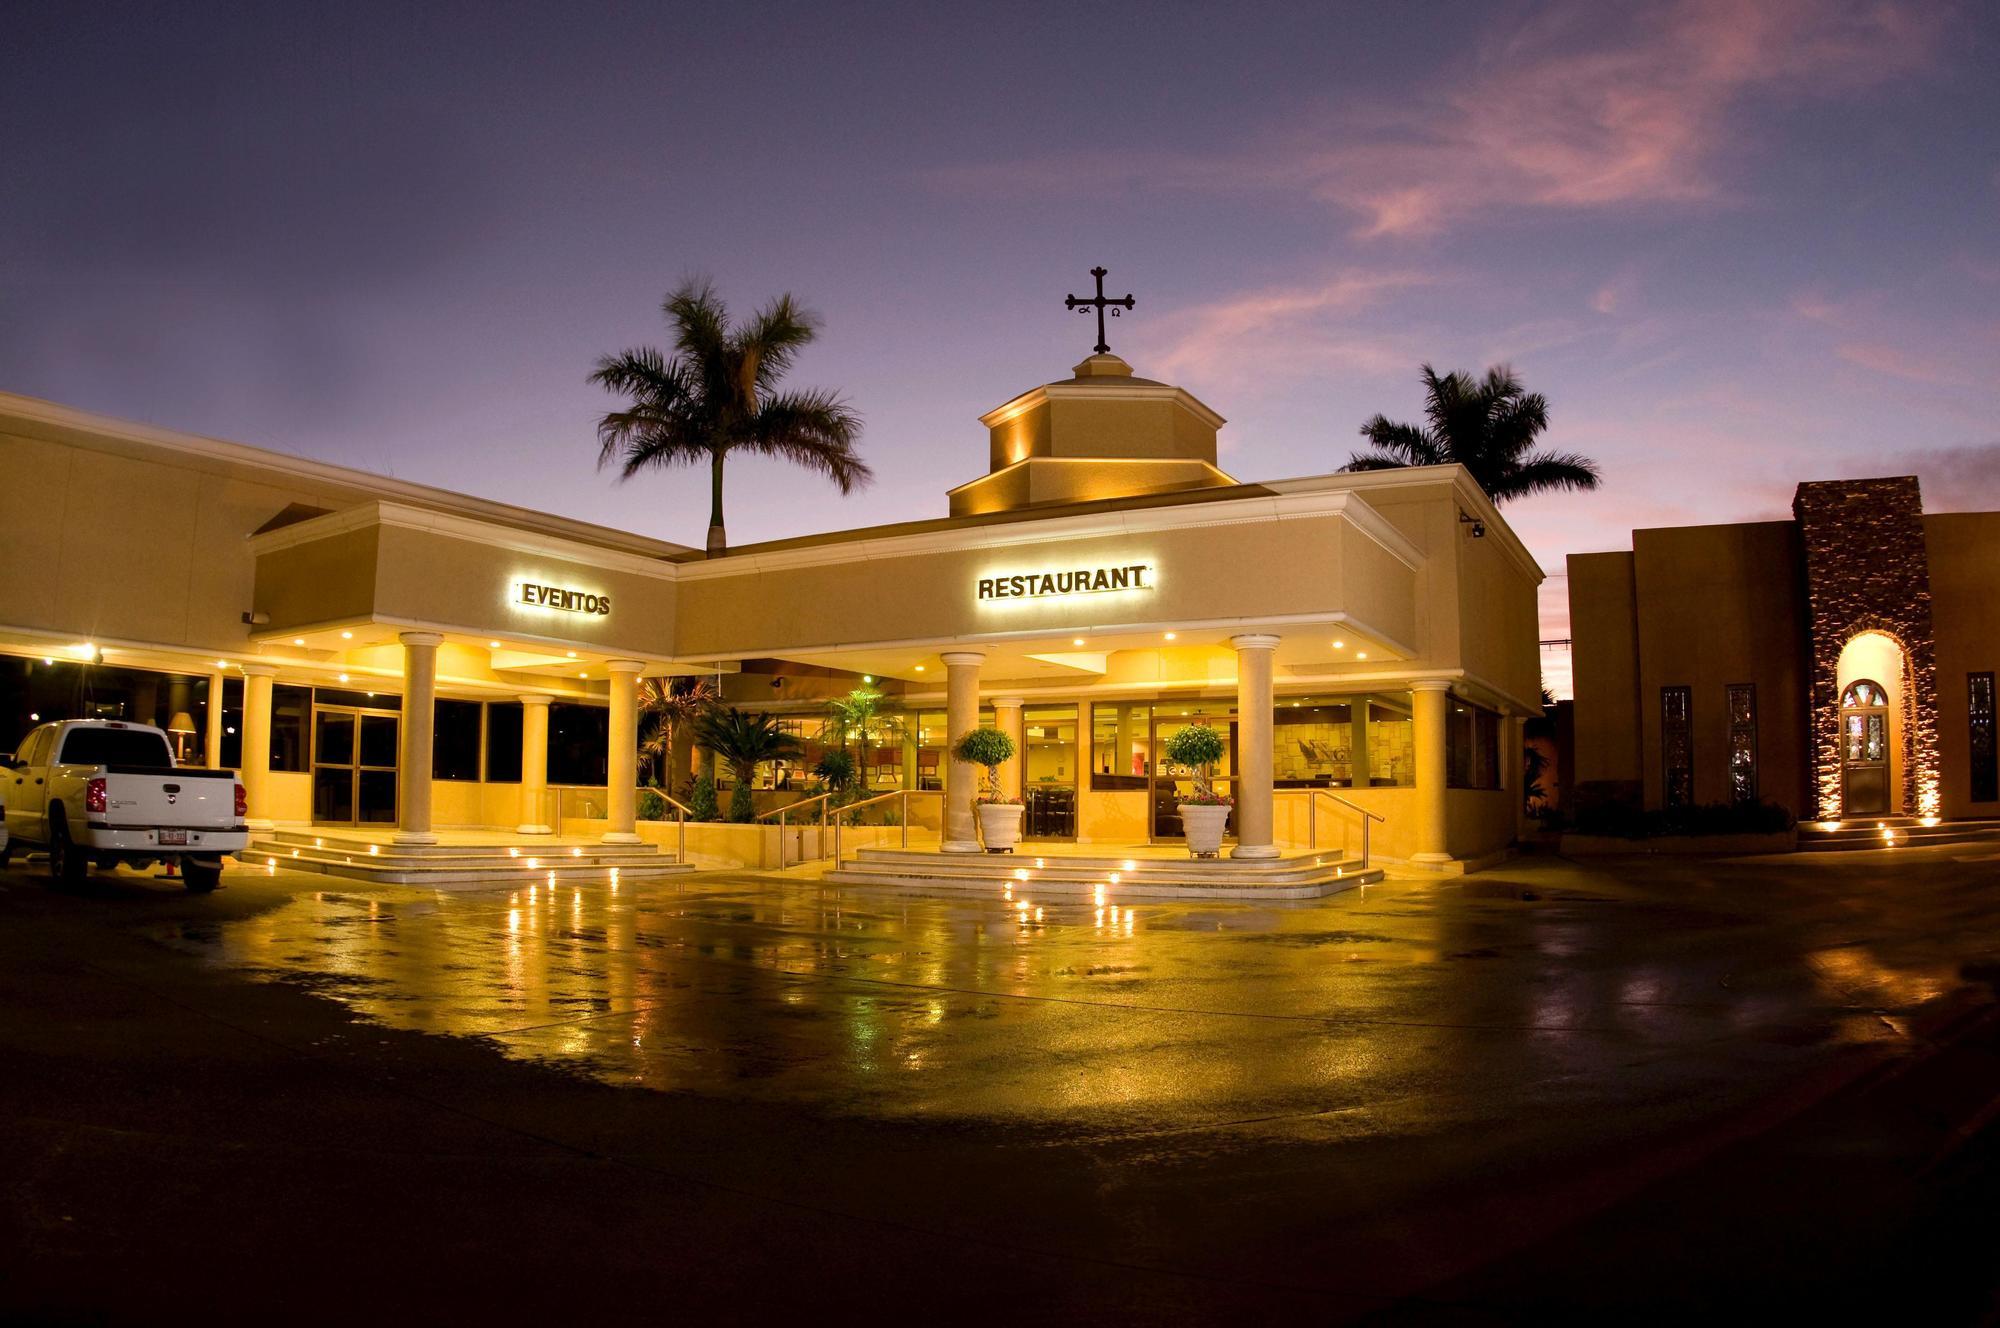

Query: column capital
[605,658,647,676]
[518,693,554,708]
[1410,678,1454,693]
[398,630,445,648]
[1229,632,1282,651]
[990,696,1025,710]
[939,650,986,667]
[237,662,281,678]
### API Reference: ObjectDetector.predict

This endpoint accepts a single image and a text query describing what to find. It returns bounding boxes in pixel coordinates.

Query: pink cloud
[1143,269,1430,387]
[924,0,1944,239]
[1835,342,1968,387]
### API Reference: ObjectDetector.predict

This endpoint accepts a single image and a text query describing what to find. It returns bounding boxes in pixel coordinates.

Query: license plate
[158,829,188,846]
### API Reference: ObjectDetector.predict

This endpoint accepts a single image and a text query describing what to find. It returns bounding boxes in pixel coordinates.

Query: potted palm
[953,726,1022,852]
[1164,724,1232,858]
[691,708,802,822]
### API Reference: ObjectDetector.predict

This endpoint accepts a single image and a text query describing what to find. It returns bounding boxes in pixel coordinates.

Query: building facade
[1569,477,2000,824]
[0,350,1543,868]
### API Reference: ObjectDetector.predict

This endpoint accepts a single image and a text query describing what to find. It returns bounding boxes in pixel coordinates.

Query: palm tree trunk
[706,449,727,555]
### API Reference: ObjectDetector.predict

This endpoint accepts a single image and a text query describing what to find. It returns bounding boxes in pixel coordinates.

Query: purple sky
[6,2,1997,695]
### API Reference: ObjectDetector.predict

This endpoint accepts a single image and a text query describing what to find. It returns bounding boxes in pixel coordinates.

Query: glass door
[312,705,400,826]
[1149,708,1237,841]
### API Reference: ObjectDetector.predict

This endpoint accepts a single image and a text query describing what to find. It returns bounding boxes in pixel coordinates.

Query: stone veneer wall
[1793,477,1939,819]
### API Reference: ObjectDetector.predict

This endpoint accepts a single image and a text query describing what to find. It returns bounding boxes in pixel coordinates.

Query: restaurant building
[1569,477,2000,828]
[0,347,1542,873]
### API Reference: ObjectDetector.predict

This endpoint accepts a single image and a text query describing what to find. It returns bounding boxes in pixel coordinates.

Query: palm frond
[738,389,871,493]
[1350,418,1445,468]
[740,293,820,396]
[1488,451,1602,501]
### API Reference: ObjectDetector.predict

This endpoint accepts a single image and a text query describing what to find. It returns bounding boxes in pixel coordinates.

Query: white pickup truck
[1,719,247,892]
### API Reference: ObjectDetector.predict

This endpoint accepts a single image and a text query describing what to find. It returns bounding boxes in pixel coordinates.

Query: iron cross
[1065,266,1135,355]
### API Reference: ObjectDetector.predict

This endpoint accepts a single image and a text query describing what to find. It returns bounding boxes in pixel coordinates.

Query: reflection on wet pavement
[156,865,1973,1136]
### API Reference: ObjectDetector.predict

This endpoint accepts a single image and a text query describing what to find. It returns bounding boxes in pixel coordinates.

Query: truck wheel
[182,856,222,894]
[47,814,89,889]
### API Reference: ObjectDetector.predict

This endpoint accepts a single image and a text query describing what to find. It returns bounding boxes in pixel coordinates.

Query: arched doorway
[1840,679,1890,815]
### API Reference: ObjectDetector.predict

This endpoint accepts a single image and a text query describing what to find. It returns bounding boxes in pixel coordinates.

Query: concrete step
[1795,819,2000,852]
[255,830,671,861]
[241,835,691,887]
[824,848,1380,898]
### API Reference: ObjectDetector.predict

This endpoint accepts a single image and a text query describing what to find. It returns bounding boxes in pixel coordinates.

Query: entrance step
[1794,817,2000,852]
[823,846,1380,898]
[241,829,691,887]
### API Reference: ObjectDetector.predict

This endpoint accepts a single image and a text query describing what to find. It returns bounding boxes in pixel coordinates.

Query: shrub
[952,726,1019,803]
[814,749,857,792]
[728,782,756,823]
[1164,724,1231,804]
[637,788,667,822]
[688,773,719,822]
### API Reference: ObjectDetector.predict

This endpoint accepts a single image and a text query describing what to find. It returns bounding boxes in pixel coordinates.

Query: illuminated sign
[977,563,1152,601]
[515,581,611,616]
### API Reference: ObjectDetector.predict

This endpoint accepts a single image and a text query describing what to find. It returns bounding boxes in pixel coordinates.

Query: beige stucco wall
[1926,512,2000,818]
[675,512,1417,661]
[1568,551,1642,790]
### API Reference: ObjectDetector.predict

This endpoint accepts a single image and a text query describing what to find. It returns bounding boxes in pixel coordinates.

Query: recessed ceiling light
[577,671,587,679]
[340,631,352,640]
[488,641,500,649]
[292,638,305,646]
[566,651,577,659]
[1072,637,1085,646]
[337,673,350,682]
[862,675,874,683]
[1356,651,1368,660]
[1332,639,1345,649]
[1164,632,1177,641]
[913,665,926,672]
[215,659,228,668]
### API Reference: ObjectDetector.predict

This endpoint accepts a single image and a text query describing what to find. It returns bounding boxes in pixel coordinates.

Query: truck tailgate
[99,769,239,830]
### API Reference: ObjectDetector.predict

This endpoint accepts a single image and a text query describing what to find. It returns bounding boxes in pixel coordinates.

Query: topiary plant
[688,773,719,822]
[952,726,1018,803]
[1164,724,1231,804]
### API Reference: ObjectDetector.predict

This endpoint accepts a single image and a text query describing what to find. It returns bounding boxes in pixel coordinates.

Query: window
[1727,684,1757,803]
[1661,686,1693,808]
[1090,703,1151,790]
[485,702,523,783]
[1972,673,1997,804]
[548,703,609,786]
[56,725,176,768]
[271,684,310,772]
[219,678,243,769]
[434,699,483,781]
[1446,699,1500,790]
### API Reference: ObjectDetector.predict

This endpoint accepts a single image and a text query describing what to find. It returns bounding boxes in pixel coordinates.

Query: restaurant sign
[977,563,1153,602]
[515,581,612,616]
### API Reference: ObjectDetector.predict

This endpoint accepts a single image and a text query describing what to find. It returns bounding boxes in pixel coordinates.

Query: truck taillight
[234,783,248,818]
[85,777,107,814]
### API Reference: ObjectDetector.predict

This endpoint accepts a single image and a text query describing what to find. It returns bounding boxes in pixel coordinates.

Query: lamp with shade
[167,710,196,763]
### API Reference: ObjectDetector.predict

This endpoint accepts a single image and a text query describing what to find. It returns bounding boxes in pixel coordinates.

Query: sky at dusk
[6,1,1997,696]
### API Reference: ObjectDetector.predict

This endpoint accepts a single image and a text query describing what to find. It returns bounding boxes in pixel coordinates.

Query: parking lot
[3,849,1998,1320]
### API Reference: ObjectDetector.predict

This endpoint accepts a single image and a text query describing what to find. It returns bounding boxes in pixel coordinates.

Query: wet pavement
[4,848,1999,1321]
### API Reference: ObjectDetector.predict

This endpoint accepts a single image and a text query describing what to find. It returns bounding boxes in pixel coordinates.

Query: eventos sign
[514,581,612,616]
[977,563,1153,602]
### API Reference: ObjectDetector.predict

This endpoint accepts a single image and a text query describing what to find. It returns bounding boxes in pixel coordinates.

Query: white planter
[977,802,1025,853]
[1179,803,1232,858]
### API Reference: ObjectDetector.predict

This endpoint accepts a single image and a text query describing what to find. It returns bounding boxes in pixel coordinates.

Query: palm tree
[638,675,716,793]
[691,708,802,822]
[1342,364,1600,503]
[591,280,871,555]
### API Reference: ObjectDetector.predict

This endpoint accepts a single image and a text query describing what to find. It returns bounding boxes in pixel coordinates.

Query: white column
[1231,633,1281,859]
[517,694,552,834]
[604,660,645,844]
[204,668,227,771]
[992,696,1025,801]
[1412,680,1453,865]
[940,650,984,853]
[395,631,443,845]
[239,664,278,830]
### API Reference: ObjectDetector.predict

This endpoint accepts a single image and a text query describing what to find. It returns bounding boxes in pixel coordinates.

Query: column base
[1409,852,1455,865]
[940,840,984,855]
[600,831,642,846]
[515,823,553,836]
[393,831,439,846]
[1230,844,1282,860]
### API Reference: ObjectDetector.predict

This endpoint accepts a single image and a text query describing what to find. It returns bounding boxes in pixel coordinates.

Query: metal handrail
[756,791,835,869]
[832,788,944,867]
[545,783,692,865]
[1277,787,1385,867]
